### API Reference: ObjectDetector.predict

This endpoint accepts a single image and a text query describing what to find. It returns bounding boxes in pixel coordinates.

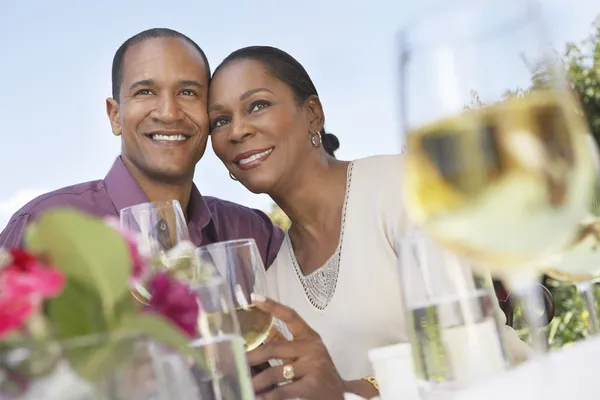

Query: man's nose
[152,93,184,123]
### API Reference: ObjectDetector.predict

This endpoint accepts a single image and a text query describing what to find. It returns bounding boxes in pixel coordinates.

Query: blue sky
[0,0,598,227]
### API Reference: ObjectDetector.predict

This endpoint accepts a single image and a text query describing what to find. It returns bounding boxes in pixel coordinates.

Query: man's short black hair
[111,28,210,102]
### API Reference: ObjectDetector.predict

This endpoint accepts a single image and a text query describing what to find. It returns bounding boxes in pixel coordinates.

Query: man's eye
[181,89,197,96]
[135,89,153,95]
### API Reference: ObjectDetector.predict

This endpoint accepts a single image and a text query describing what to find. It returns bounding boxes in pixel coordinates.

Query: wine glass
[196,239,273,352]
[399,0,595,353]
[120,200,191,252]
[398,231,510,396]
[188,277,255,400]
[120,200,201,302]
[544,134,600,334]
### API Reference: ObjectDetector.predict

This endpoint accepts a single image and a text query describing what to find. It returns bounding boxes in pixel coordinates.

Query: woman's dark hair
[213,46,340,157]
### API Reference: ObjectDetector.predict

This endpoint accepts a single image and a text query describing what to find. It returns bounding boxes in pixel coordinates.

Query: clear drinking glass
[196,239,273,352]
[188,277,255,400]
[0,334,203,400]
[399,232,510,397]
[120,200,191,254]
[399,0,595,353]
[120,200,201,303]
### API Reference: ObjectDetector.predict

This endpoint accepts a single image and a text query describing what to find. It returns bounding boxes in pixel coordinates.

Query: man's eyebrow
[179,80,204,89]
[129,79,155,91]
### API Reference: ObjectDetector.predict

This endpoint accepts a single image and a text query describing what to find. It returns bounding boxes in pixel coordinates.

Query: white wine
[408,290,507,391]
[403,91,595,278]
[236,304,274,352]
[199,304,273,352]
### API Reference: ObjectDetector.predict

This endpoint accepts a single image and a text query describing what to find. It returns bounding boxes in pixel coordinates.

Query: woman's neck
[272,157,350,239]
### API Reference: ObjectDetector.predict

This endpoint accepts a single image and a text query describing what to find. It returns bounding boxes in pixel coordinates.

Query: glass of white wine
[399,231,510,396]
[399,0,595,353]
[196,239,273,352]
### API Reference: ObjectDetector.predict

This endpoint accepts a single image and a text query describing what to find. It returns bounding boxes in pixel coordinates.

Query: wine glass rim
[197,238,258,252]
[119,199,183,215]
[398,0,542,50]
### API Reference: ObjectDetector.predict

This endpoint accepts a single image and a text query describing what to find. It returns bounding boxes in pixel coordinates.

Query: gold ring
[282,364,295,381]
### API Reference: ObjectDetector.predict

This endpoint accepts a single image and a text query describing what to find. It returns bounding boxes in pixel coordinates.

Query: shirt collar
[104,157,213,240]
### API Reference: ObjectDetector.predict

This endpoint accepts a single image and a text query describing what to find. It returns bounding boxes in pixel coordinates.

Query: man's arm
[0,214,31,249]
[251,209,285,270]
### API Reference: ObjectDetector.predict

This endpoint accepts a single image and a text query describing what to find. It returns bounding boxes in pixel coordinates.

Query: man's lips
[143,132,194,148]
[233,148,274,171]
[144,131,192,142]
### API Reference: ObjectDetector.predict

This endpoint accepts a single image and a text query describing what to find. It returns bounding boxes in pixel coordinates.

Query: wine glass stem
[512,283,548,354]
[576,280,600,335]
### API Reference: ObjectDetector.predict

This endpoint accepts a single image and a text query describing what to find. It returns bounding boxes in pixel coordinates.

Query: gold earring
[309,131,322,148]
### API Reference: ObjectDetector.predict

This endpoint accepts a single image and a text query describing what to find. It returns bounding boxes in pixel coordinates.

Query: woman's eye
[211,118,229,130]
[249,101,270,113]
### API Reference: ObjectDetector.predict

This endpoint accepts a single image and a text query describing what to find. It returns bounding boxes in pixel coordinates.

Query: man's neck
[121,159,194,219]
[140,180,193,218]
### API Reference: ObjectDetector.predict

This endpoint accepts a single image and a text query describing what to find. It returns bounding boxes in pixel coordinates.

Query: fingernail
[251,293,266,303]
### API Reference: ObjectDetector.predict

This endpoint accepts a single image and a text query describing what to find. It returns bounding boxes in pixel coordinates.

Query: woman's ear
[306,95,325,133]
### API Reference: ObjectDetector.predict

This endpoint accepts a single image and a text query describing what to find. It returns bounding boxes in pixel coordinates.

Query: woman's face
[208,59,322,194]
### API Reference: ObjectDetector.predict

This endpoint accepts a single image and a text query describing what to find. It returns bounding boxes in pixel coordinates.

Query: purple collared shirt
[0,157,284,268]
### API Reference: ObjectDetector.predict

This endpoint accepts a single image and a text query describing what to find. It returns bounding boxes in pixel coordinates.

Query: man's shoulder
[204,196,270,222]
[9,180,110,221]
[203,196,285,267]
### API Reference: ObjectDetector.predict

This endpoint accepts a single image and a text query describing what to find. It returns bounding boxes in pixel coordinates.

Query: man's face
[106,37,210,183]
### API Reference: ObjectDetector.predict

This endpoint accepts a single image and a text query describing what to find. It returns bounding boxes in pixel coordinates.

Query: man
[0,28,284,267]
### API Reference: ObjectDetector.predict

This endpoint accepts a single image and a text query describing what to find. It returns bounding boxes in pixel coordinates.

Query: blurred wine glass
[188,277,255,400]
[399,232,510,396]
[196,239,273,352]
[399,0,595,352]
[120,200,201,302]
[544,134,600,334]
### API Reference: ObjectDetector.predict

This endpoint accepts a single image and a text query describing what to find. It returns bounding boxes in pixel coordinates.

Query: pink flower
[0,249,65,339]
[104,217,149,280]
[147,272,199,337]
[0,296,35,337]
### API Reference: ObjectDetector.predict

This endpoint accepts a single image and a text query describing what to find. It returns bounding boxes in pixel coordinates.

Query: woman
[208,46,531,399]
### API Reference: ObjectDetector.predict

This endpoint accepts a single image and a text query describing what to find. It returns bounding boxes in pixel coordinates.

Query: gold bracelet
[361,376,379,392]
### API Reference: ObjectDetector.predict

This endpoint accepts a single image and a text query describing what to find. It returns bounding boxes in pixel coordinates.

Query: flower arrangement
[0,209,209,396]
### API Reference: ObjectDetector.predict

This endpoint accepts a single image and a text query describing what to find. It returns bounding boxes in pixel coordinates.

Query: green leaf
[65,335,135,382]
[24,209,132,320]
[47,280,106,338]
[47,280,136,339]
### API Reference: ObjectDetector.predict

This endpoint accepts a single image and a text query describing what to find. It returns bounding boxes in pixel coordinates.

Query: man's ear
[106,97,122,136]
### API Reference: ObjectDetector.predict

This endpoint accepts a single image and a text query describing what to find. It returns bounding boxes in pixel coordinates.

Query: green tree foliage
[267,204,291,231]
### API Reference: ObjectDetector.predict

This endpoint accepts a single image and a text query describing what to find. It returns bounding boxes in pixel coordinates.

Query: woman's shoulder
[349,154,404,193]
[351,153,403,177]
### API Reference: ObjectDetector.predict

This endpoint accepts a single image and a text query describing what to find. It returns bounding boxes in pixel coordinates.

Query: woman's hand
[246,294,346,400]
